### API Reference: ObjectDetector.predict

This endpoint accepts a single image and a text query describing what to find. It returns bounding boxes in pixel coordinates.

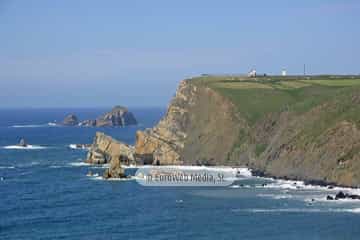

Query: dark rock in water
[95,105,137,127]
[18,138,27,147]
[347,194,360,200]
[63,114,79,126]
[335,191,346,200]
[326,195,334,200]
[327,191,360,201]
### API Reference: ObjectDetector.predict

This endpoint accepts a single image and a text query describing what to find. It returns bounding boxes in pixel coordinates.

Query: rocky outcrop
[86,132,135,165]
[103,157,126,179]
[95,105,137,127]
[62,114,79,126]
[17,138,27,147]
[326,191,360,200]
[62,106,137,127]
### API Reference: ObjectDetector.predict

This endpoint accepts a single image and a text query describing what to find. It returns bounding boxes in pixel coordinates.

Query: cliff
[89,75,360,187]
[134,75,360,187]
[135,80,242,166]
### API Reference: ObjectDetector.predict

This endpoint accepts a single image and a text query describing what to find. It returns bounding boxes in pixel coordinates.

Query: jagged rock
[327,191,360,201]
[103,157,126,179]
[335,191,346,200]
[62,114,79,126]
[86,132,134,178]
[63,106,137,127]
[86,132,135,165]
[18,138,27,147]
[347,194,360,200]
[326,195,334,200]
[95,106,137,127]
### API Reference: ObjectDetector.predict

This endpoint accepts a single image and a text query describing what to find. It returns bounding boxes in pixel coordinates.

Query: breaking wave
[10,123,59,128]
[2,145,47,150]
[231,208,360,214]
[0,166,15,169]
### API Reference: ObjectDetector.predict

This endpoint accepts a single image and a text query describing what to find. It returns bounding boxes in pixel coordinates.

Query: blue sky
[0,0,359,108]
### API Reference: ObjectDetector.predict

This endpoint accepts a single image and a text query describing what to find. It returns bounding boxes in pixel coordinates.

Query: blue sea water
[1,108,360,240]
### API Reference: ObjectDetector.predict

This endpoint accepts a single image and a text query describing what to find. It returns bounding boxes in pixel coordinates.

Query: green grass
[190,75,360,124]
[301,79,360,87]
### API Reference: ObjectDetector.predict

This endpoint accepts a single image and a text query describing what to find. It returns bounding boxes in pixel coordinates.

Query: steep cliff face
[134,76,360,187]
[135,80,243,165]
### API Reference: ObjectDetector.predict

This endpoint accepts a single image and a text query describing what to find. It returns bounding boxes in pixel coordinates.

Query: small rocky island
[62,105,137,127]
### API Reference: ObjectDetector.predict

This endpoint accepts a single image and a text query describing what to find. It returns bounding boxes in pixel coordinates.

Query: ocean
[1,108,360,240]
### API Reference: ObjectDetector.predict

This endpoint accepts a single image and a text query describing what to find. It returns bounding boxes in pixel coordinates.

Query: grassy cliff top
[189,75,360,124]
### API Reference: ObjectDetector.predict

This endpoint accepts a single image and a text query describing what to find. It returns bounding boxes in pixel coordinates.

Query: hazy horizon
[1,0,360,108]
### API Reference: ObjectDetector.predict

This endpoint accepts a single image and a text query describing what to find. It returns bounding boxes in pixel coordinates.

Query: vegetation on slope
[189,75,360,186]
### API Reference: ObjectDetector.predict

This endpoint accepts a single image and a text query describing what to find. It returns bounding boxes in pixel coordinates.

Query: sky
[0,0,359,108]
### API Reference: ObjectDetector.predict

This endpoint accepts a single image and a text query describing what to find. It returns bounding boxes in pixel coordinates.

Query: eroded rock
[63,114,79,126]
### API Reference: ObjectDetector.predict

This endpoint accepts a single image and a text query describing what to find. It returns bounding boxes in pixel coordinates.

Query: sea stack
[95,105,137,127]
[62,114,79,126]
[18,138,27,147]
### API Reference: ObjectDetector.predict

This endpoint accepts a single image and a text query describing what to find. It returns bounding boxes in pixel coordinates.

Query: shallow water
[1,108,360,240]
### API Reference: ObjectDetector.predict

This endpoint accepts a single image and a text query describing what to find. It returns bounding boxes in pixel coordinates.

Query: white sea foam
[0,166,15,169]
[49,165,63,169]
[3,145,47,150]
[229,184,240,188]
[68,144,90,150]
[68,162,110,168]
[121,164,139,169]
[68,162,91,167]
[231,208,360,214]
[68,144,78,149]
[259,178,360,198]
[11,124,46,128]
[257,193,293,199]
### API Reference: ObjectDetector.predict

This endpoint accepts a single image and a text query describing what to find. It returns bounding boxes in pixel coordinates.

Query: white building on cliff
[248,69,256,77]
